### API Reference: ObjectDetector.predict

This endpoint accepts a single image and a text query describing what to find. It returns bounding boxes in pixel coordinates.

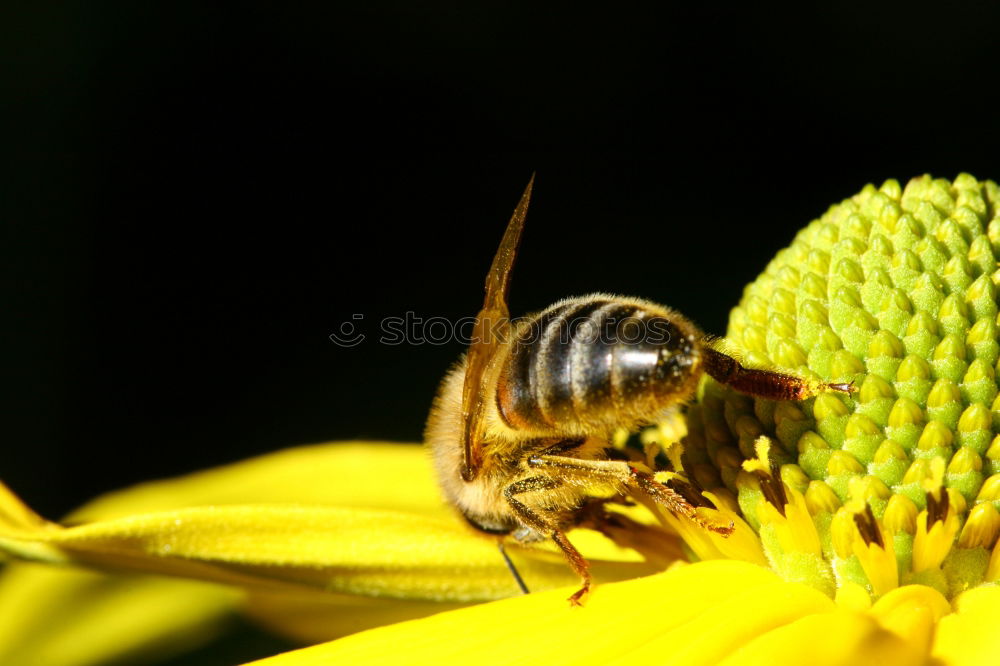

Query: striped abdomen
[495,296,703,434]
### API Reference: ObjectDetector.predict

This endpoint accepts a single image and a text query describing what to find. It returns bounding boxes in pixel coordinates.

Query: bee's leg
[702,346,855,400]
[503,476,560,534]
[551,530,590,606]
[503,475,591,605]
[527,455,733,536]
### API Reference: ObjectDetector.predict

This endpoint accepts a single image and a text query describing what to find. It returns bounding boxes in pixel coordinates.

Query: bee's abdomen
[496,296,702,433]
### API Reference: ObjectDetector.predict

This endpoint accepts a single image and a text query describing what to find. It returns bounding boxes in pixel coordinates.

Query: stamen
[757,486,822,557]
[661,440,685,474]
[759,461,788,517]
[662,475,715,510]
[853,505,884,549]
[926,489,950,525]
[912,490,961,573]
[945,488,967,516]
[742,437,788,516]
[834,501,899,597]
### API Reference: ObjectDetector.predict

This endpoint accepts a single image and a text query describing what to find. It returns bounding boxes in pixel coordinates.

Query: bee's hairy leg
[552,530,590,606]
[702,346,855,401]
[527,454,734,536]
[503,475,560,533]
[503,475,591,606]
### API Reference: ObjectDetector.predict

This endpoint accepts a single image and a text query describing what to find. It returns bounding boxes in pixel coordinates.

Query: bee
[425,177,853,604]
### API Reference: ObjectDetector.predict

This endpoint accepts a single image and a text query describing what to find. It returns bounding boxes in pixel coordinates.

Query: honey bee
[425,177,853,604]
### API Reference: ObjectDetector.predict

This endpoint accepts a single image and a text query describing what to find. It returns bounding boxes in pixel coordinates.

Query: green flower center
[664,174,1000,602]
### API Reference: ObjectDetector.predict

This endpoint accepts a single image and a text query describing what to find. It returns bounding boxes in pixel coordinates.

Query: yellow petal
[0,483,51,530]
[68,442,445,522]
[243,561,827,666]
[869,585,950,657]
[718,611,925,666]
[0,441,670,661]
[53,441,651,566]
[912,508,961,573]
[612,570,834,665]
[0,443,470,663]
[0,562,239,666]
[835,582,872,611]
[1,502,658,601]
[853,540,898,598]
[242,590,473,644]
[932,585,1000,666]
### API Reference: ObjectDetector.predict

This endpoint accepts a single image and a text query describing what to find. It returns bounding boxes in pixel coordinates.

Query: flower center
[644,174,1000,603]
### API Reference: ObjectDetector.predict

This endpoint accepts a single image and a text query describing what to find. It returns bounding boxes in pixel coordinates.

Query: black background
[4,2,1000,522]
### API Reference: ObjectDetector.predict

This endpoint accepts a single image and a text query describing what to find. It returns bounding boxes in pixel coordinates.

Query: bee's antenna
[498,542,530,595]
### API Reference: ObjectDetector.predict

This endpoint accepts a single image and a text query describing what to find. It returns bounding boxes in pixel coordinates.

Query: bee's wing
[459,175,534,480]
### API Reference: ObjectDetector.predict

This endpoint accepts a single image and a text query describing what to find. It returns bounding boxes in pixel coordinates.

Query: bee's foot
[567,584,590,606]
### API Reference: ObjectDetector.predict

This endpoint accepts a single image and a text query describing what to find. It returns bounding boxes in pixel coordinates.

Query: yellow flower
[3,174,1000,665]
[0,441,994,666]
[0,443,660,664]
